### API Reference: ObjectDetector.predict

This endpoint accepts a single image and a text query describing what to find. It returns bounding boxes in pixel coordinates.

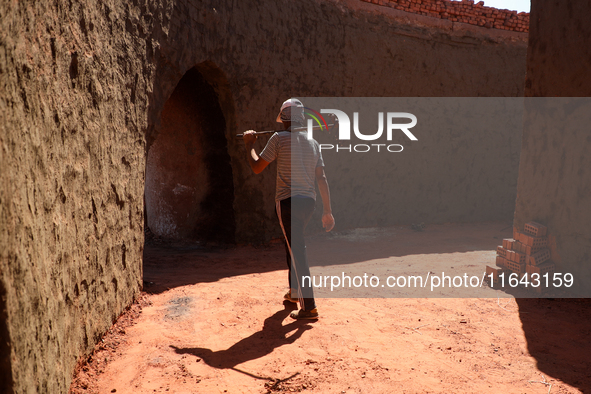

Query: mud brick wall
[0,1,156,392]
[361,0,529,32]
[514,0,591,294]
[1,0,527,392]
[146,0,527,243]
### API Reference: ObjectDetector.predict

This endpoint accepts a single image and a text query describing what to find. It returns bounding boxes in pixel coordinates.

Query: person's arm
[243,130,270,174]
[315,166,335,232]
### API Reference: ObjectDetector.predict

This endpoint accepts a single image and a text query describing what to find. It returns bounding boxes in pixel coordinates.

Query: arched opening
[145,66,235,243]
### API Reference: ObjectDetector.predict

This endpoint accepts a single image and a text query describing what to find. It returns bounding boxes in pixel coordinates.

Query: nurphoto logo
[306,109,418,153]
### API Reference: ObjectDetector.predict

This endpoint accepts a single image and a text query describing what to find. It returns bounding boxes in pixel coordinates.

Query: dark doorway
[145,67,235,243]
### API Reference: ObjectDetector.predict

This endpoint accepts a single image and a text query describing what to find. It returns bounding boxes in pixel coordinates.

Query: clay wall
[0,0,527,392]
[514,0,591,293]
[0,1,156,392]
[146,0,528,243]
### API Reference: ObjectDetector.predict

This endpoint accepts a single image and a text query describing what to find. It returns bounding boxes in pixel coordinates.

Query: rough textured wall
[0,1,154,392]
[523,1,591,97]
[515,0,591,293]
[147,0,527,244]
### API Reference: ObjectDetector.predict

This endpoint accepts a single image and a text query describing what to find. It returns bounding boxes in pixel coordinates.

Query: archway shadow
[171,302,313,380]
[144,64,235,244]
[516,298,591,392]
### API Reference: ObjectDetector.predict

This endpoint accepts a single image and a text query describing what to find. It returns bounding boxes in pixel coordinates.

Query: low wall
[361,0,529,32]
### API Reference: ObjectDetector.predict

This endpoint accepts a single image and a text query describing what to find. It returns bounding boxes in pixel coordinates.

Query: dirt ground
[70,223,591,393]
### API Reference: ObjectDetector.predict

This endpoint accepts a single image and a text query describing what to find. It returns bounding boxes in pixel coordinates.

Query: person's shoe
[290,308,319,320]
[284,291,298,304]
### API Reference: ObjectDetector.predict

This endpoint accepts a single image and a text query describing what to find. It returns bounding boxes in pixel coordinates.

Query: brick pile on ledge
[487,222,555,293]
[361,0,529,33]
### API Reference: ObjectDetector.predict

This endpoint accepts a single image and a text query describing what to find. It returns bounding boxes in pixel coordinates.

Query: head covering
[276,98,305,125]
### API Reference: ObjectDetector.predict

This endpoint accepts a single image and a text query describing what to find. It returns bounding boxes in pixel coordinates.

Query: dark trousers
[277,197,316,311]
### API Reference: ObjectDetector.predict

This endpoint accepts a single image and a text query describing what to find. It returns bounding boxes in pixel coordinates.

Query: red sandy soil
[70,223,591,394]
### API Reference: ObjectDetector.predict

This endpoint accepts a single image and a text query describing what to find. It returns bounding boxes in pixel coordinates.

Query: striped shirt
[260,130,324,202]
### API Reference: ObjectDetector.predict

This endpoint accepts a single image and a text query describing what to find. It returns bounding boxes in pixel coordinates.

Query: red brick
[496,246,508,258]
[502,238,515,249]
[508,250,526,264]
[524,222,547,237]
[486,265,504,281]
[526,261,555,276]
[522,243,545,255]
[515,232,548,248]
[505,259,525,274]
[496,255,507,268]
[528,249,551,266]
[513,241,524,253]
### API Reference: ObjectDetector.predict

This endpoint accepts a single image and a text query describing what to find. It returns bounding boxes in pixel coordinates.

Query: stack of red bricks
[489,222,555,290]
[361,0,529,33]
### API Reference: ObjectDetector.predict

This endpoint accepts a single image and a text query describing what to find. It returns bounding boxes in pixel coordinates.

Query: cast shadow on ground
[305,222,513,268]
[143,222,513,294]
[170,302,312,380]
[145,237,591,392]
[516,298,591,393]
[142,243,290,294]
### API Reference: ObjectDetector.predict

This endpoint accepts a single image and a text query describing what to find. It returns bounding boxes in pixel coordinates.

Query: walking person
[243,98,335,319]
